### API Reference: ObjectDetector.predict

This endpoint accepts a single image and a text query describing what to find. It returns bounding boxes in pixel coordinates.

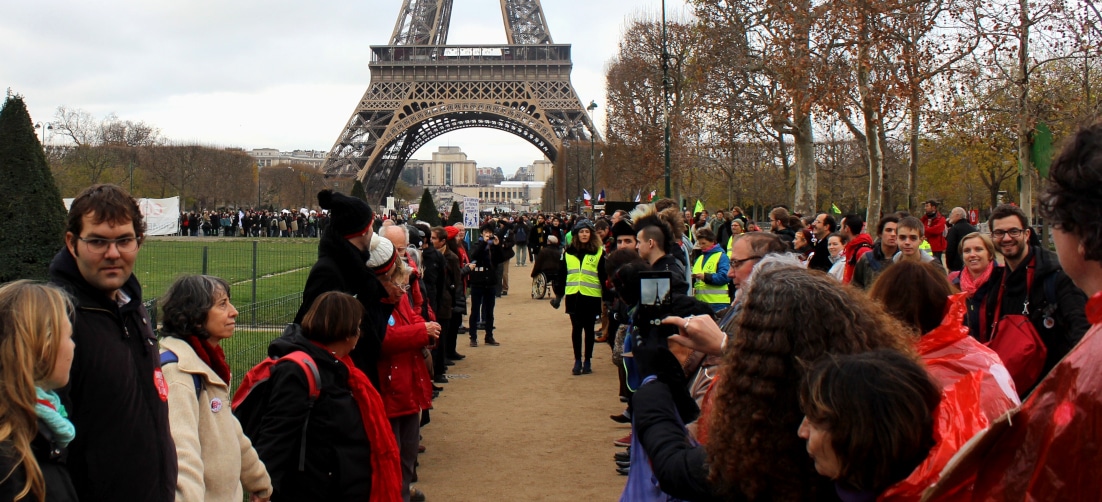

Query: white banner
[463,197,480,228]
[63,197,180,236]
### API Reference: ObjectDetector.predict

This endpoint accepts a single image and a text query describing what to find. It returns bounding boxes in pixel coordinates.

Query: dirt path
[414,263,629,501]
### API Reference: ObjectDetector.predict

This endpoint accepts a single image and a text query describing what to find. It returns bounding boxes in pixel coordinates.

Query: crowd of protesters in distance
[4,121,1102,502]
[177,209,329,238]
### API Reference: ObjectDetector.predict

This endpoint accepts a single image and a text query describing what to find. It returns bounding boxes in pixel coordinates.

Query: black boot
[484,333,500,346]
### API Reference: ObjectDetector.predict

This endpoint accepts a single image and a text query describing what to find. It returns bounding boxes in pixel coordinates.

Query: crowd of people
[2,121,1102,501]
[178,210,328,238]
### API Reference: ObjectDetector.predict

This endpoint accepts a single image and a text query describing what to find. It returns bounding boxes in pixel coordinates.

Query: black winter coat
[979,246,1090,393]
[420,245,446,316]
[945,220,978,272]
[651,253,690,296]
[0,423,79,502]
[295,232,395,387]
[439,249,461,320]
[48,249,176,502]
[467,238,508,288]
[807,236,833,272]
[252,325,374,501]
[633,381,722,502]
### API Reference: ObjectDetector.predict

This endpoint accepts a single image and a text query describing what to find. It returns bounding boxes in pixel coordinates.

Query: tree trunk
[793,112,817,215]
[858,20,884,223]
[907,99,921,213]
[1016,0,1034,221]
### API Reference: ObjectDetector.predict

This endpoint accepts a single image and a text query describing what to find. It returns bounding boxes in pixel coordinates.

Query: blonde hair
[0,280,74,502]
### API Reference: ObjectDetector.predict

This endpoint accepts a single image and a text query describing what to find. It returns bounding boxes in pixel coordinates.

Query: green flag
[694,200,704,216]
[831,203,841,214]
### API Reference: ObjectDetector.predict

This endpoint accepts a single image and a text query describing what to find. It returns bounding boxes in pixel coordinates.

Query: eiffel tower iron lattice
[322,0,598,205]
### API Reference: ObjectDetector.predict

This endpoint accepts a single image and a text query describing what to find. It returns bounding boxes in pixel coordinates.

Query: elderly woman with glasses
[369,237,440,502]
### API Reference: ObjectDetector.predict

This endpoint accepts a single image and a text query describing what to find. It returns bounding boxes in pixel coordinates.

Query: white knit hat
[366,235,398,276]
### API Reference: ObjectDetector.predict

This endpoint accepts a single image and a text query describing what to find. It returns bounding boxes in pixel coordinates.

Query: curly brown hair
[706,266,914,500]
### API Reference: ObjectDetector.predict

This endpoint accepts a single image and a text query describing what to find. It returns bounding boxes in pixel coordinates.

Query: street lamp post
[587,100,598,216]
[661,0,672,198]
[34,122,53,145]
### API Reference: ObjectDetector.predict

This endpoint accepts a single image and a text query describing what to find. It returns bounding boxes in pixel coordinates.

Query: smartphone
[639,271,672,307]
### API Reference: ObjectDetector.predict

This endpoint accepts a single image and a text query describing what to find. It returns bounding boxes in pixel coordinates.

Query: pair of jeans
[515,244,527,266]
[469,286,497,340]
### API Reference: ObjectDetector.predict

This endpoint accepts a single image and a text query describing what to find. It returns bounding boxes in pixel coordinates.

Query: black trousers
[469,286,497,340]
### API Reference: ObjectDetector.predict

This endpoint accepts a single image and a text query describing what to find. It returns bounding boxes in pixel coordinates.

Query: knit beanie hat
[445,225,460,241]
[611,219,635,238]
[366,235,398,276]
[317,189,373,239]
[573,219,595,234]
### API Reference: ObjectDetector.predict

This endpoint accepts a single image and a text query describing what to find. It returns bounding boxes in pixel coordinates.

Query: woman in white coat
[159,275,272,501]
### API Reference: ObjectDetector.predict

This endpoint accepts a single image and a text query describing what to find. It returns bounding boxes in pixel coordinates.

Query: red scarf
[339,354,403,502]
[186,336,231,384]
[959,262,995,296]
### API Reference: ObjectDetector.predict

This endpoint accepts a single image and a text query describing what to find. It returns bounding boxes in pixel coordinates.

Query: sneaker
[410,487,426,502]
[614,450,631,462]
[613,434,632,447]
[469,339,478,347]
[610,413,631,424]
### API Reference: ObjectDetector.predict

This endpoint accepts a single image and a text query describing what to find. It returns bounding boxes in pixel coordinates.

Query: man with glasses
[49,184,176,502]
[982,204,1090,393]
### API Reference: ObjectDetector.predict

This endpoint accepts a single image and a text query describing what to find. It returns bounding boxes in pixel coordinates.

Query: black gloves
[550,296,562,309]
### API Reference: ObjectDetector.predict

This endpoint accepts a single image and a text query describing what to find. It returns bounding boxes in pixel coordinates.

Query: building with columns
[421,146,479,187]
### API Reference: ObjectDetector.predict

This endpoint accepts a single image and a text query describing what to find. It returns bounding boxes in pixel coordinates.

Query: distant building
[246,148,326,169]
[421,146,479,187]
[453,181,545,212]
[512,159,553,182]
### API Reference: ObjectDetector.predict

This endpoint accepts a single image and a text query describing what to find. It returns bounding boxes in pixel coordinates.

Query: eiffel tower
[321,0,598,206]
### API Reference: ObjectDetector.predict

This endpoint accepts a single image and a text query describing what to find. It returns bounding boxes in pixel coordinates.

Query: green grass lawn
[135,237,319,303]
[136,238,321,391]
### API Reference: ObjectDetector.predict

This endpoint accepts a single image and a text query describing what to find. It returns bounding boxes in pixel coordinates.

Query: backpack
[159,349,203,398]
[231,351,322,471]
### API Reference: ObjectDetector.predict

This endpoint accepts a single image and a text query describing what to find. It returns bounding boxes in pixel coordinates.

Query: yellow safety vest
[564,247,603,297]
[727,236,735,259]
[693,252,728,304]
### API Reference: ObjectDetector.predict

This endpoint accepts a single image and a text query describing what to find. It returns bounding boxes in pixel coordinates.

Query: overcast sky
[3,0,691,176]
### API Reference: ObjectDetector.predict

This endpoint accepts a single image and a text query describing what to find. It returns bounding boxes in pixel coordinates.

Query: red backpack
[231,351,322,470]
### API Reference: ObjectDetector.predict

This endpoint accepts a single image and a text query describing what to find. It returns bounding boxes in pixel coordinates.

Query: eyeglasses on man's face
[730,255,762,268]
[78,236,141,254]
[991,228,1025,239]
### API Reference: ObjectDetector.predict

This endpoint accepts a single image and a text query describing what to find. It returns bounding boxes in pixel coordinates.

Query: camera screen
[640,277,671,306]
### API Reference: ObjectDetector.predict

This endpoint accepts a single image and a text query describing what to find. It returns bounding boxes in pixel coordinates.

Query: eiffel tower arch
[322,0,599,206]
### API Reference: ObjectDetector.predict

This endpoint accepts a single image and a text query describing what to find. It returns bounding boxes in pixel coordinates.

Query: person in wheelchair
[531,234,563,299]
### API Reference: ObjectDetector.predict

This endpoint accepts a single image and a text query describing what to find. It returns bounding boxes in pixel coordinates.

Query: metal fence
[138,237,318,393]
[145,292,303,394]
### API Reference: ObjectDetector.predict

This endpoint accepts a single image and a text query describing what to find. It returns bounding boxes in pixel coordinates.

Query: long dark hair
[707,267,914,500]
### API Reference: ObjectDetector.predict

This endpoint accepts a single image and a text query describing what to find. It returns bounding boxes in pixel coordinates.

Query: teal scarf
[35,388,75,448]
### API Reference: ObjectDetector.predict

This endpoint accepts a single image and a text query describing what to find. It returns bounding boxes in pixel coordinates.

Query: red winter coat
[922,212,947,253]
[376,291,433,419]
[843,233,875,284]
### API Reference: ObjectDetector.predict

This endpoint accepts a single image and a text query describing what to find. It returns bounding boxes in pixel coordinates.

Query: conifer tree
[0,94,67,282]
[350,179,367,201]
[446,201,463,225]
[417,189,442,226]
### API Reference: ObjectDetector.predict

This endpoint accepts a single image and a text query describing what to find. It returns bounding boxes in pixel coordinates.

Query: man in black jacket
[49,184,176,502]
[807,213,837,272]
[944,206,978,273]
[982,204,1090,395]
[295,189,395,387]
[468,222,509,346]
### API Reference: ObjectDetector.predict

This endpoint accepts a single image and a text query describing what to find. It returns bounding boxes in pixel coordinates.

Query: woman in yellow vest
[692,228,732,312]
[553,219,606,375]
